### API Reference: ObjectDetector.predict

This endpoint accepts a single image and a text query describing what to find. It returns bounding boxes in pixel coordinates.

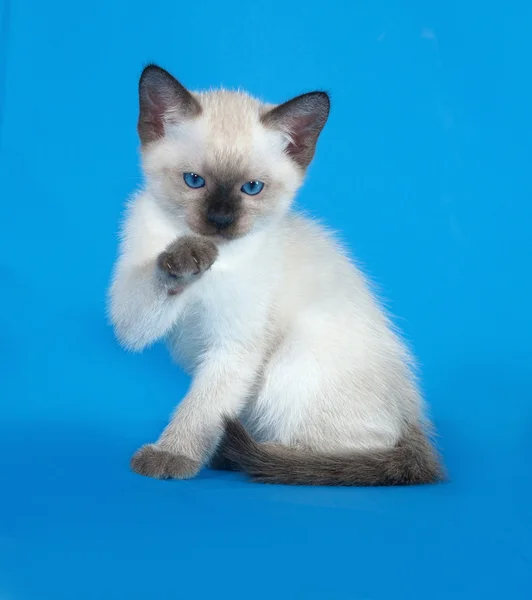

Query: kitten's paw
[130,445,201,480]
[209,450,239,472]
[157,236,218,291]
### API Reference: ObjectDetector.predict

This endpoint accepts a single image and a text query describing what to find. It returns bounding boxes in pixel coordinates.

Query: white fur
[108,86,426,466]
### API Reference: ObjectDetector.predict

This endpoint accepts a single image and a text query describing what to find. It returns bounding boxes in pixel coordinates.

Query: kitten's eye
[241,180,264,196]
[183,172,206,188]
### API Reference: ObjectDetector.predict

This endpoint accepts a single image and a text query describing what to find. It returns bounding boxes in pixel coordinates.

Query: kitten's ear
[137,64,202,145]
[261,92,330,168]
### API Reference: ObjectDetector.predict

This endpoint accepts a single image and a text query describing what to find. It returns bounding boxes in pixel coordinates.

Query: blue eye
[241,180,264,196]
[183,172,206,188]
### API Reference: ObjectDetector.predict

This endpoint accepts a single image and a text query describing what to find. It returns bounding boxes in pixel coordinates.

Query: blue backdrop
[1,1,531,598]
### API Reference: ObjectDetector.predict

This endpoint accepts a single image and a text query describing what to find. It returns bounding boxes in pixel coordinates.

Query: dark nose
[207,205,235,230]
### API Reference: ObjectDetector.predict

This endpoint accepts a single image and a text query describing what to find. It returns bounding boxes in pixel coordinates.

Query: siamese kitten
[108,64,443,486]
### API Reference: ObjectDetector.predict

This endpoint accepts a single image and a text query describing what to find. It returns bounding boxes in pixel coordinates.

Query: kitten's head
[138,65,329,240]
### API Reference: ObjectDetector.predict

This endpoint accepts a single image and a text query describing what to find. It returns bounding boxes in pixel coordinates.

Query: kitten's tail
[220,419,444,486]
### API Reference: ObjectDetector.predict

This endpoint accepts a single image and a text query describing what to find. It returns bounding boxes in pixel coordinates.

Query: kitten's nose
[207,205,235,230]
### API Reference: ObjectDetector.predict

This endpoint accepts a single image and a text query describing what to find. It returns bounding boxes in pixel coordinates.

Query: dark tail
[220,419,445,486]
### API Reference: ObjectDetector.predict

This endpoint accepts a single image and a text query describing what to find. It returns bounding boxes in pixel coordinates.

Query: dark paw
[209,450,239,472]
[157,236,218,285]
[130,445,201,480]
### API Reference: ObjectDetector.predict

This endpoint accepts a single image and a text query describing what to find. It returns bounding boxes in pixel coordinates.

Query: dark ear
[137,64,202,145]
[261,92,330,168]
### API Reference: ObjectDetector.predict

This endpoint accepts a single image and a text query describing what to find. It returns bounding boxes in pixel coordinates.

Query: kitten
[108,64,444,486]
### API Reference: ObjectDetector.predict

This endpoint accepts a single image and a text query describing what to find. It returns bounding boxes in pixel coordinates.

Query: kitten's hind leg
[209,427,240,471]
[209,450,239,472]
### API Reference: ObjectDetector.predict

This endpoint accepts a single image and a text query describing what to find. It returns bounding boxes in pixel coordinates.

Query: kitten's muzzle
[206,203,235,230]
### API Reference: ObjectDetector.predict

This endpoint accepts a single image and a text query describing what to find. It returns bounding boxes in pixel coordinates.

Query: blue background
[1,1,531,598]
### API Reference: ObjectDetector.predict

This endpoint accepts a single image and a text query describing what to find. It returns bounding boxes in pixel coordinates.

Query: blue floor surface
[1,1,531,598]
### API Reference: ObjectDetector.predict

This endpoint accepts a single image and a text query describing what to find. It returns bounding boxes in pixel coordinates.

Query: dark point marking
[262,91,330,169]
[156,236,218,286]
[131,444,200,479]
[219,419,445,486]
[138,64,202,145]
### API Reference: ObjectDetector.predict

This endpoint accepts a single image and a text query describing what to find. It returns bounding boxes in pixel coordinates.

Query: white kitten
[108,65,443,485]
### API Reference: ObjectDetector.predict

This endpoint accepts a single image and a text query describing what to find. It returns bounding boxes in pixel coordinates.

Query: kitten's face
[138,66,329,241]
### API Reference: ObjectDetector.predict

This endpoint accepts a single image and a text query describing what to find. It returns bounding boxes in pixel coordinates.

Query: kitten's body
[109,65,443,485]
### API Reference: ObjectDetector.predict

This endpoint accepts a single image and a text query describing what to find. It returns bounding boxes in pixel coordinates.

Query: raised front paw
[157,236,218,292]
[130,444,201,480]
